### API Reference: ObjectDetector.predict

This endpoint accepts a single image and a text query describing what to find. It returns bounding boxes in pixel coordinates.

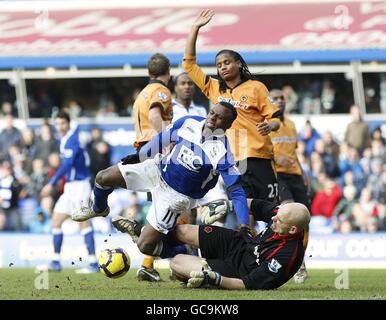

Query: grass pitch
[0,268,384,300]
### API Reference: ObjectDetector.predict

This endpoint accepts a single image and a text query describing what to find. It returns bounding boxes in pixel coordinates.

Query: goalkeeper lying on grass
[113,199,310,290]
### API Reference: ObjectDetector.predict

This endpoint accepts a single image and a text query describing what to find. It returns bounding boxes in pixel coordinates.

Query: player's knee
[95,169,109,187]
[51,214,63,228]
[137,238,155,255]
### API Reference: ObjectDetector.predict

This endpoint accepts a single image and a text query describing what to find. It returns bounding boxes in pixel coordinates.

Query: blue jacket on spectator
[28,207,51,233]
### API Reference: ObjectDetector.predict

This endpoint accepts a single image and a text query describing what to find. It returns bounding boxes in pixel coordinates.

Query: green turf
[0,268,384,300]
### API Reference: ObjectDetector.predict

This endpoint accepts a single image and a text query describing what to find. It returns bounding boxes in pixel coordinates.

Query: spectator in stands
[0,114,22,161]
[371,126,385,145]
[311,175,343,220]
[282,85,298,113]
[64,99,83,119]
[344,105,370,153]
[314,139,340,178]
[308,152,325,194]
[332,185,357,233]
[298,120,321,157]
[359,147,373,179]
[320,80,336,113]
[339,147,366,190]
[28,207,51,233]
[371,139,386,164]
[321,131,340,162]
[86,128,111,182]
[352,188,379,233]
[20,127,37,174]
[34,122,59,165]
[1,101,16,117]
[372,171,386,205]
[0,161,22,230]
[367,158,383,194]
[377,204,386,231]
[25,158,50,200]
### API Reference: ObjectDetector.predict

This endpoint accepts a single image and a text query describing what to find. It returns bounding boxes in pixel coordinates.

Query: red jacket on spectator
[311,183,343,218]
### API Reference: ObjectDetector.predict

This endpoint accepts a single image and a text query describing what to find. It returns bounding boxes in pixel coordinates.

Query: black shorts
[277,173,311,210]
[199,225,245,278]
[239,157,278,202]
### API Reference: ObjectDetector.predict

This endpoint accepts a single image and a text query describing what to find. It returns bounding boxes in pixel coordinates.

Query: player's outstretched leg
[72,191,110,222]
[73,165,126,221]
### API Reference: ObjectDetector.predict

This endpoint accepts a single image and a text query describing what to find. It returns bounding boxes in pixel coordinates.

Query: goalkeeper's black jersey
[239,199,305,290]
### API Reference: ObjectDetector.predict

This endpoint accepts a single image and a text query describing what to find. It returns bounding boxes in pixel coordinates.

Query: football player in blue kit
[72,101,250,258]
[38,111,98,273]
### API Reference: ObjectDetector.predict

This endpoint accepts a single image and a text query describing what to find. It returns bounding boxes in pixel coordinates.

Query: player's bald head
[278,202,311,233]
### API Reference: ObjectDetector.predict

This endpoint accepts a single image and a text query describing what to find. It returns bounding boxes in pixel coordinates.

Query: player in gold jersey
[269,89,311,284]
[183,9,281,203]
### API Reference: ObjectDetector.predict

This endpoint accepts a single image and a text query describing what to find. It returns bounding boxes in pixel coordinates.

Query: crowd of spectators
[299,105,386,233]
[2,74,382,118]
[0,112,151,234]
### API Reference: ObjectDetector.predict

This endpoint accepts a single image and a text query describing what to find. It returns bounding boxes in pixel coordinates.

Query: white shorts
[54,180,91,215]
[118,156,197,234]
[198,176,228,206]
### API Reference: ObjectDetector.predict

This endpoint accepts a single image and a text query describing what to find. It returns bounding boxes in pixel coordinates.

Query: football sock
[52,228,63,256]
[93,183,113,212]
[82,226,96,256]
[142,255,155,270]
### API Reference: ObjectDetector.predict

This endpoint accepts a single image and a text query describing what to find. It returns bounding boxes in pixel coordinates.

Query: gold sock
[142,255,155,270]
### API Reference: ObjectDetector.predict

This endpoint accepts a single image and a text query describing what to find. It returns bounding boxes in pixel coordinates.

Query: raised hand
[192,9,215,29]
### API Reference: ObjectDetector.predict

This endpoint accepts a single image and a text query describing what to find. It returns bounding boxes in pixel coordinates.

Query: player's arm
[148,87,172,133]
[256,84,281,136]
[185,9,214,57]
[219,165,249,227]
[183,10,217,98]
[40,142,77,197]
[148,105,163,133]
[188,271,246,290]
[138,116,190,161]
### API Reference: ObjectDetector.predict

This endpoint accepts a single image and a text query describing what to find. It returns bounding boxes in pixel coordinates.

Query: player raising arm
[183,9,281,203]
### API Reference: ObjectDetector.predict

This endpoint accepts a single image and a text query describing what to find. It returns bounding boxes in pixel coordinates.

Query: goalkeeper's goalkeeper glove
[200,200,233,224]
[187,270,222,289]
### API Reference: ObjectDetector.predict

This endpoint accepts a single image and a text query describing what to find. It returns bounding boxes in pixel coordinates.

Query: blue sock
[93,183,114,212]
[159,242,187,259]
[52,228,63,256]
[82,227,95,256]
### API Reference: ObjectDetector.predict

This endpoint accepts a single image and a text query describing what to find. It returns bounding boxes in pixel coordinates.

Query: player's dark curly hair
[215,49,254,93]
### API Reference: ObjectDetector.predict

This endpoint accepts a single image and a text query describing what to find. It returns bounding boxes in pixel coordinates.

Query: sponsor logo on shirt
[217,96,248,110]
[268,258,282,273]
[176,145,203,172]
[204,226,213,234]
